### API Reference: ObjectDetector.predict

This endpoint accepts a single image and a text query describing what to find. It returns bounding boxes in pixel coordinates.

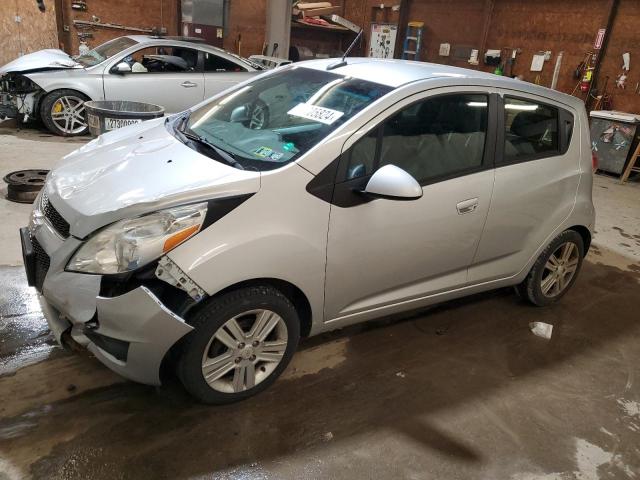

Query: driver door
[324,89,497,325]
[102,45,205,113]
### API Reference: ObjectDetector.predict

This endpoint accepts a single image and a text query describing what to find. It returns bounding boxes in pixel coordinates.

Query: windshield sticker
[253,146,273,158]
[253,146,284,161]
[287,103,345,125]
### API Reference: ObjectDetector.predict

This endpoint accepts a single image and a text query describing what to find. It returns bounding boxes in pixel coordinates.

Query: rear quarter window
[500,95,575,164]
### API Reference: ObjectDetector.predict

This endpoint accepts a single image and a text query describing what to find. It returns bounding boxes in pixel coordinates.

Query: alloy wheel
[201,309,288,393]
[540,241,580,298]
[50,96,87,135]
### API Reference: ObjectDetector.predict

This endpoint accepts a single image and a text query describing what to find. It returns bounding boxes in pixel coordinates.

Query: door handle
[181,81,198,88]
[456,198,479,215]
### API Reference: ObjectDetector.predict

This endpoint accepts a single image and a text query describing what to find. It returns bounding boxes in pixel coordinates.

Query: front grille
[41,192,70,238]
[31,237,50,292]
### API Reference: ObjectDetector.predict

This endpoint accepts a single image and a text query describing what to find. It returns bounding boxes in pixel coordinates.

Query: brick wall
[58,0,179,56]
[349,0,640,113]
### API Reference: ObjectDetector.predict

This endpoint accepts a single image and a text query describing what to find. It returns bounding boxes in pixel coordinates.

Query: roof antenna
[327,27,363,71]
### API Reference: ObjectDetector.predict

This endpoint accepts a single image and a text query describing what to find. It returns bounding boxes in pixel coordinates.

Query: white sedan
[0,35,263,136]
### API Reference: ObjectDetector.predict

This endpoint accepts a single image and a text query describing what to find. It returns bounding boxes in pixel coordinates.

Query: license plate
[105,117,142,131]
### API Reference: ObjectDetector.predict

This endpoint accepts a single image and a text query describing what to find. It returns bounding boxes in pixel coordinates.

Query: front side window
[504,97,558,161]
[345,93,488,183]
[75,37,138,67]
[178,67,392,171]
[121,46,200,73]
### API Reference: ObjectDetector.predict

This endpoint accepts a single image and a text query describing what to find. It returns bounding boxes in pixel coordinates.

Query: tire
[177,286,300,404]
[517,230,585,306]
[40,89,89,137]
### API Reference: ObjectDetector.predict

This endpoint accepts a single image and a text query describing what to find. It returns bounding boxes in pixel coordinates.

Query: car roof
[300,57,583,109]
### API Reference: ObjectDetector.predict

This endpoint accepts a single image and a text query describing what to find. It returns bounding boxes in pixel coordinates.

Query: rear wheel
[178,286,300,404]
[40,89,89,136]
[516,230,584,306]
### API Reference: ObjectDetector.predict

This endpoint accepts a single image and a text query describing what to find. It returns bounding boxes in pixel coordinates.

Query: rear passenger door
[324,88,498,324]
[469,92,580,283]
[201,51,256,99]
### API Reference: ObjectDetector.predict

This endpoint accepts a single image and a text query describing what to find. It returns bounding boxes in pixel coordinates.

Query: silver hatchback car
[21,59,595,403]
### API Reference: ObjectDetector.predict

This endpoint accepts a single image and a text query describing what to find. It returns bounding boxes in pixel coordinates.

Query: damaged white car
[0,35,261,136]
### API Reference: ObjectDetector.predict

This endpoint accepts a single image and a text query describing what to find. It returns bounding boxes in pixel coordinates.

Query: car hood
[0,49,82,75]
[44,118,261,238]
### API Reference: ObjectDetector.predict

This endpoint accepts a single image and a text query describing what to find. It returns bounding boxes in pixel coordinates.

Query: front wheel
[40,89,89,137]
[516,230,585,306]
[177,286,300,404]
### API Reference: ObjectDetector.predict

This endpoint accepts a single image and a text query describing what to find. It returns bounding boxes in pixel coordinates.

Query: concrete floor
[0,126,639,480]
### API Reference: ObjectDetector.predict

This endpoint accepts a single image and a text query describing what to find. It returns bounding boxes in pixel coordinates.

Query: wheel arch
[568,225,592,253]
[39,87,92,114]
[192,277,313,338]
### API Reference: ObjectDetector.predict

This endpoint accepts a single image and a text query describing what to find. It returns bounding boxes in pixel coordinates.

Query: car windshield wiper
[180,128,245,171]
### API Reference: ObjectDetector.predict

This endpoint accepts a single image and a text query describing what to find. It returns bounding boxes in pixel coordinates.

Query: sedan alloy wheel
[50,95,87,135]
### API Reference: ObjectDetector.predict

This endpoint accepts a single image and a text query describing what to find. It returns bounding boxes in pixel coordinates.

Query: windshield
[181,67,393,171]
[74,37,138,67]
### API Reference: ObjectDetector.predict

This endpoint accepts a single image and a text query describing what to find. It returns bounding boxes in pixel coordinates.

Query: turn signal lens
[163,224,200,252]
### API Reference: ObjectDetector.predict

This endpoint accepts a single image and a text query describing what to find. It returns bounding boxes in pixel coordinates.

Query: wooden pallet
[620,141,640,184]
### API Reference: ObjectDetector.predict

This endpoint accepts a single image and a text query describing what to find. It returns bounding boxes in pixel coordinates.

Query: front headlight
[67,202,208,274]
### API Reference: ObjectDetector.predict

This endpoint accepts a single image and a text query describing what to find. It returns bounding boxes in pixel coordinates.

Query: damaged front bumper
[0,90,38,121]
[1,73,40,120]
[38,286,193,385]
[22,193,195,386]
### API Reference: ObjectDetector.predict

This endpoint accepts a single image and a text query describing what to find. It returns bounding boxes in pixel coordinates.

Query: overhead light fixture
[505,104,539,111]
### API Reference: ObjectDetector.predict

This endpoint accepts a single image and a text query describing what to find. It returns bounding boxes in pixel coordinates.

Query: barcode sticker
[287,103,344,125]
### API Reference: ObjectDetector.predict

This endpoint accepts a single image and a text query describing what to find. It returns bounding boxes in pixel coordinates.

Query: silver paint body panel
[27,58,595,384]
[1,36,260,116]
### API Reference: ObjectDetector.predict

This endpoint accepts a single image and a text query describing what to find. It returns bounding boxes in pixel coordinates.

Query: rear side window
[204,52,246,72]
[344,93,489,184]
[504,97,558,161]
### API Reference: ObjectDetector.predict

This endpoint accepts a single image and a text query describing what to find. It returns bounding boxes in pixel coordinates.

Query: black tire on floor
[516,230,585,307]
[177,286,300,404]
[40,89,90,137]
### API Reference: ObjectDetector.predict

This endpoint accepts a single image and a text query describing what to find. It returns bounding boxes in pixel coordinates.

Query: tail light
[592,152,598,172]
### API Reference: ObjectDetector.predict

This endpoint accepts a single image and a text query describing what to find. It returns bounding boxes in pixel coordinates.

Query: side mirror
[230,105,249,123]
[362,164,422,200]
[113,62,132,74]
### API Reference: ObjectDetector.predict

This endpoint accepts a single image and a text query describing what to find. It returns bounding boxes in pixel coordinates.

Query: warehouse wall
[598,0,640,113]
[57,0,179,56]
[222,0,266,56]
[0,0,59,66]
[482,0,609,101]
[334,0,640,113]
